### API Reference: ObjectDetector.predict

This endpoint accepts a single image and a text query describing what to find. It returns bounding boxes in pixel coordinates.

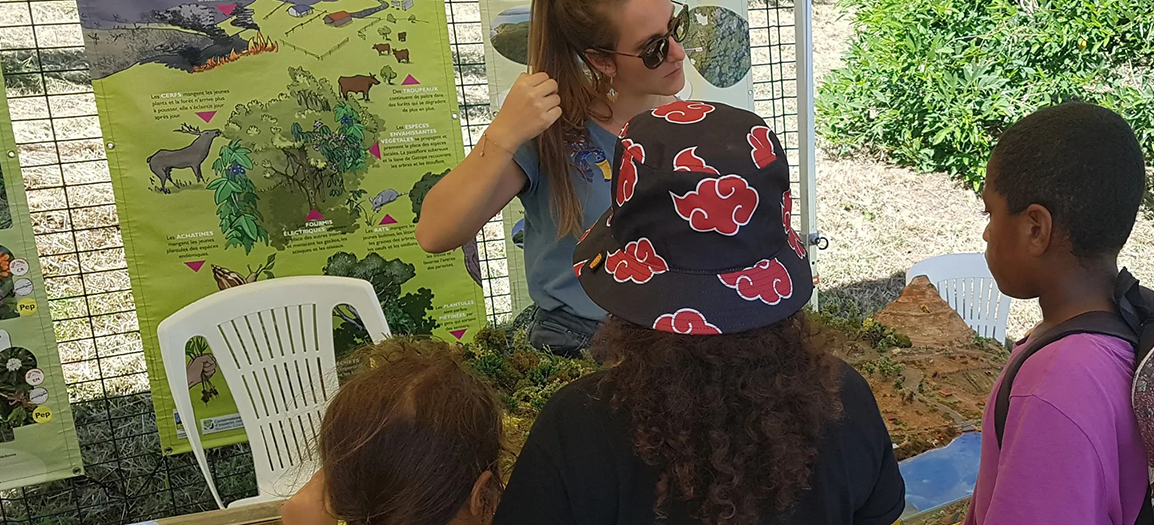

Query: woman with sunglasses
[416,0,689,357]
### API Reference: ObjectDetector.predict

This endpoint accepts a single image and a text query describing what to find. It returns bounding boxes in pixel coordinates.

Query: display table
[145,500,284,525]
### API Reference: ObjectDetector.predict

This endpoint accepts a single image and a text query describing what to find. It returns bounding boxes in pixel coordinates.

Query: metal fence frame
[0,0,812,522]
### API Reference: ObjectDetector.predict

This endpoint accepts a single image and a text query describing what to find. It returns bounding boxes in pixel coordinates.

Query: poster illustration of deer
[76,0,486,453]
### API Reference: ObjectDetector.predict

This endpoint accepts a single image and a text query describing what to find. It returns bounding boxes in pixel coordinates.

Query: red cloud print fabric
[652,101,716,124]
[616,139,645,206]
[653,308,723,335]
[674,147,720,175]
[606,238,669,284]
[672,176,760,236]
[748,126,777,169]
[719,259,794,305]
[782,190,807,258]
[573,101,813,336]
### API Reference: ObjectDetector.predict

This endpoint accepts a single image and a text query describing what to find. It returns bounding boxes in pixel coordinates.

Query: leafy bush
[818,0,1154,189]
[861,316,913,350]
[324,251,439,359]
[810,303,912,351]
[461,325,600,457]
[409,169,451,223]
[209,140,268,253]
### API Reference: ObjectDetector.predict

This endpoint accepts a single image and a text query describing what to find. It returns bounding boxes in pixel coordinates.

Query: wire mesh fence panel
[0,0,803,522]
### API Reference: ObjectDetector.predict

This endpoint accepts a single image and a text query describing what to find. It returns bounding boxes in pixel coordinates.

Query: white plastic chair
[158,276,392,509]
[906,253,1011,342]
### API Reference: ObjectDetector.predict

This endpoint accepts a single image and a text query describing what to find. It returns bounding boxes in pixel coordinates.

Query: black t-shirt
[493,361,905,525]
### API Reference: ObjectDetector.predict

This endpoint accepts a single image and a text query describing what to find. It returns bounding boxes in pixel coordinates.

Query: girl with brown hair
[415,0,689,357]
[493,102,905,525]
[280,339,504,525]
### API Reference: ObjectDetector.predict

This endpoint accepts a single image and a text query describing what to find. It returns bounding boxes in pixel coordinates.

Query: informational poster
[76,0,487,453]
[0,74,84,490]
[478,0,754,111]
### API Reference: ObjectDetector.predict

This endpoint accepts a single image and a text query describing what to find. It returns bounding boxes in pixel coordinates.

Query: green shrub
[861,317,913,350]
[818,0,1154,189]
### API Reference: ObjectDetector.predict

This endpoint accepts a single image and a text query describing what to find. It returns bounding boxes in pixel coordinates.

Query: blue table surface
[899,431,981,514]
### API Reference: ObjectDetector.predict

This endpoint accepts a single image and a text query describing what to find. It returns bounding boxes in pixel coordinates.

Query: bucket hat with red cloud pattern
[573,100,812,335]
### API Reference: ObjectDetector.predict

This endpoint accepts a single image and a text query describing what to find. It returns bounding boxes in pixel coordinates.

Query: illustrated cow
[339,74,381,101]
[373,43,391,55]
[394,49,411,63]
[398,32,407,42]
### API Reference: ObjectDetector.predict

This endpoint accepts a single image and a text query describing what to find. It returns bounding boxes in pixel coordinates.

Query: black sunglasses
[596,1,689,69]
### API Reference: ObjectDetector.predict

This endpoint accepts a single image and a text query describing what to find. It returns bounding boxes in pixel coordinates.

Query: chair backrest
[906,253,1011,342]
[158,276,391,508]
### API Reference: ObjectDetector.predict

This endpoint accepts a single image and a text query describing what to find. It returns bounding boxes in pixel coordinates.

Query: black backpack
[993,268,1154,524]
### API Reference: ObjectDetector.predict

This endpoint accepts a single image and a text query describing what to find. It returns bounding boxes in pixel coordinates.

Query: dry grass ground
[810,3,1154,341]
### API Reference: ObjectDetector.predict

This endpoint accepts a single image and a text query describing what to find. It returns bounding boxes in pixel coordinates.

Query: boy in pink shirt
[966,102,1149,524]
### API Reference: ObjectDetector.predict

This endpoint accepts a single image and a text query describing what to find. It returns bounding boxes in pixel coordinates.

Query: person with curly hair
[492,101,905,525]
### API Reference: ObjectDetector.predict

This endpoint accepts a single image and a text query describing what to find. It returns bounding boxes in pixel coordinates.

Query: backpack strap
[1116,269,1154,367]
[1137,486,1153,525]
[992,311,1137,448]
[1116,270,1154,525]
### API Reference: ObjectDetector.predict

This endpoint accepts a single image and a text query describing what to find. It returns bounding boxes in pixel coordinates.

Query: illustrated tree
[387,13,397,23]
[407,169,482,287]
[222,68,381,248]
[408,14,418,23]
[286,102,371,202]
[208,140,268,253]
[152,5,230,44]
[380,65,398,85]
[323,252,439,359]
[408,169,451,223]
[378,25,392,40]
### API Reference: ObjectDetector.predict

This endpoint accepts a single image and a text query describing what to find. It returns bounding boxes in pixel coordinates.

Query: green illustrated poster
[0,73,85,489]
[76,0,487,453]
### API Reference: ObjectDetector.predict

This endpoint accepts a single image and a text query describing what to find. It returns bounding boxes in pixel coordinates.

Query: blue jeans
[527,307,601,359]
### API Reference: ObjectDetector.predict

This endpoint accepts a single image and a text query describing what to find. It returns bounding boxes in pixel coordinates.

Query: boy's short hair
[989,102,1146,258]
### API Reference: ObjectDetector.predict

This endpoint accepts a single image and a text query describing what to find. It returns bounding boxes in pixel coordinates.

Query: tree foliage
[223,68,380,247]
[323,252,438,358]
[408,169,450,223]
[818,0,1154,190]
[380,65,398,85]
[683,7,750,89]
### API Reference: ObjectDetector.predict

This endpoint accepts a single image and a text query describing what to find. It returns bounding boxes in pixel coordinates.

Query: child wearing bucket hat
[493,101,905,525]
